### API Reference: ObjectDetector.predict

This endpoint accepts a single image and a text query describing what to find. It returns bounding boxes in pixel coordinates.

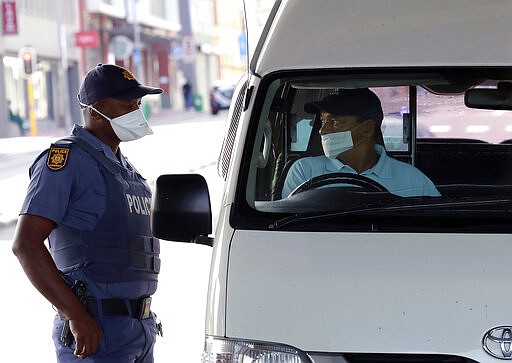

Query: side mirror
[465,82,512,110]
[150,174,213,246]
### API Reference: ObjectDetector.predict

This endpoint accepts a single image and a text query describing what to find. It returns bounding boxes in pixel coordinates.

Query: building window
[191,0,214,33]
[150,0,165,16]
[18,0,76,25]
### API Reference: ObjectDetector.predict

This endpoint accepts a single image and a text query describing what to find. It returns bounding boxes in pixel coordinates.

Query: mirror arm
[193,235,214,247]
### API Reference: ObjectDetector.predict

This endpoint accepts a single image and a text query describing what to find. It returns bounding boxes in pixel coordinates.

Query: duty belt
[86,296,152,320]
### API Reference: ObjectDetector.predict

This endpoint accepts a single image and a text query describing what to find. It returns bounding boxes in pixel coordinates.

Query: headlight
[201,336,311,363]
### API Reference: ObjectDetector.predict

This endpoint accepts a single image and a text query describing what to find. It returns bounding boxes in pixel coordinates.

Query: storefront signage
[2,1,18,35]
[75,31,99,48]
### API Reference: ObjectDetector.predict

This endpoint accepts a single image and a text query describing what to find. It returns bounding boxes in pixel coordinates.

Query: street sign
[2,1,17,35]
[75,30,99,48]
[182,35,195,64]
[133,49,141,66]
[109,35,134,60]
[239,32,247,59]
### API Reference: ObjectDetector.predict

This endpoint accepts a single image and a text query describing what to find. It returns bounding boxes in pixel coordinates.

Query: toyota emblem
[483,326,512,359]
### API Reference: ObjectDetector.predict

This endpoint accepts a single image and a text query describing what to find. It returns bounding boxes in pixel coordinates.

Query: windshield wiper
[268,198,512,230]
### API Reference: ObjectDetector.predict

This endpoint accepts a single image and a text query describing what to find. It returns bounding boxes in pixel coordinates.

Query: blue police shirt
[282,144,441,198]
[20,125,157,299]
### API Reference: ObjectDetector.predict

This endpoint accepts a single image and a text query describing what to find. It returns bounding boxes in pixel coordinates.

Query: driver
[282,88,440,197]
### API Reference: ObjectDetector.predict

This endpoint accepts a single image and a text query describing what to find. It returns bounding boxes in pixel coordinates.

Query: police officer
[12,64,163,362]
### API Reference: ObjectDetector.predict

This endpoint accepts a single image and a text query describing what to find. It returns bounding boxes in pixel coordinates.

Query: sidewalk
[22,107,209,138]
[0,107,225,230]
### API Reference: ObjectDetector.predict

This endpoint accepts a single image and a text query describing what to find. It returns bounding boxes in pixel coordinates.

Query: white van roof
[251,0,512,76]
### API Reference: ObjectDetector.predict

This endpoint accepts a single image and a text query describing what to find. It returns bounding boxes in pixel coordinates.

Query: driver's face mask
[320,121,365,159]
[80,102,153,142]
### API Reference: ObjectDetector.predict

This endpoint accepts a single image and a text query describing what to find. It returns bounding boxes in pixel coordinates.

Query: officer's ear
[87,103,103,120]
[88,107,98,118]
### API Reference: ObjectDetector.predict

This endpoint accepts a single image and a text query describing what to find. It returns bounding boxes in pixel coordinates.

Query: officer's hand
[69,314,104,358]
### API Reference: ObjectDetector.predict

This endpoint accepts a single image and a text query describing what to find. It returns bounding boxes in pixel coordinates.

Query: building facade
[80,0,181,110]
[0,0,264,137]
[0,0,80,137]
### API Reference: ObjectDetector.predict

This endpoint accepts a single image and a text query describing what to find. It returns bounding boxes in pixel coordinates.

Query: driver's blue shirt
[282,145,440,198]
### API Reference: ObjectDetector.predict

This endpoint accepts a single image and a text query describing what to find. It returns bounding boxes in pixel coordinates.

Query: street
[0,109,227,362]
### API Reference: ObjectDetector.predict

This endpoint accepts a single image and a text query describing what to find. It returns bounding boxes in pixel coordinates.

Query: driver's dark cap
[304,88,383,125]
[77,63,163,105]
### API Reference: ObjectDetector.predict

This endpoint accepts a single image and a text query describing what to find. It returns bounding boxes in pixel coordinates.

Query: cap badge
[47,146,70,171]
[122,70,135,81]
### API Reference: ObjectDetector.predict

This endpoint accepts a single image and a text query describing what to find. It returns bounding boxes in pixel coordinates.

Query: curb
[0,108,224,231]
[0,217,17,229]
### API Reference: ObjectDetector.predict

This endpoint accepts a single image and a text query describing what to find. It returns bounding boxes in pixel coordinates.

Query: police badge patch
[47,146,70,171]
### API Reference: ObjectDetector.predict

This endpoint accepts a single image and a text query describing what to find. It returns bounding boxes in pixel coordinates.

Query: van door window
[290,116,314,152]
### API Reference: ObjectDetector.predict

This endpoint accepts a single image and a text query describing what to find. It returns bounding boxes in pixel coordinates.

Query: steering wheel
[289,172,390,196]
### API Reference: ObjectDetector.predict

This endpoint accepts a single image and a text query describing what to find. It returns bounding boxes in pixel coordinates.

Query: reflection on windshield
[417,89,510,144]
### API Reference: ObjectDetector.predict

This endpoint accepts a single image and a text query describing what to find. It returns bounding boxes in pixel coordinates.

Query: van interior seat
[415,140,512,186]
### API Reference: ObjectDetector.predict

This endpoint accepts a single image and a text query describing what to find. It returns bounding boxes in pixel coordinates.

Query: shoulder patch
[47,146,70,171]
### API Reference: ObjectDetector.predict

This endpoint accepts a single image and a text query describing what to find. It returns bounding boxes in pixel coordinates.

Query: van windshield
[237,68,512,232]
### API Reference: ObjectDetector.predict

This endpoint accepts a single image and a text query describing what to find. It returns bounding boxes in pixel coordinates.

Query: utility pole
[57,0,72,128]
[0,46,7,138]
[177,0,198,111]
[178,0,197,93]
[128,0,144,82]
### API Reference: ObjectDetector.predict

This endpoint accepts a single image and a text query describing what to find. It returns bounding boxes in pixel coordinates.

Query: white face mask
[321,130,354,158]
[81,103,153,142]
[320,122,365,159]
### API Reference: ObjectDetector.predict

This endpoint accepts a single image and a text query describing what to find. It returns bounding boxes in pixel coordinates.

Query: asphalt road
[0,109,227,362]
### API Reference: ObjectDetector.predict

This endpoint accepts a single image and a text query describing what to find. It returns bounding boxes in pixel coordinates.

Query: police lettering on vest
[126,193,151,215]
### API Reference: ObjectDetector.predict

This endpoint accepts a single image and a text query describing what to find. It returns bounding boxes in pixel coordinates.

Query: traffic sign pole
[18,46,37,135]
[27,78,36,136]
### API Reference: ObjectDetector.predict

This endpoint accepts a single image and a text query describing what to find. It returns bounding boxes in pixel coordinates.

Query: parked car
[153,1,512,362]
[209,81,235,115]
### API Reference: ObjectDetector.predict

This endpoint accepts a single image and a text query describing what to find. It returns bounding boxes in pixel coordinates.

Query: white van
[152,1,512,361]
